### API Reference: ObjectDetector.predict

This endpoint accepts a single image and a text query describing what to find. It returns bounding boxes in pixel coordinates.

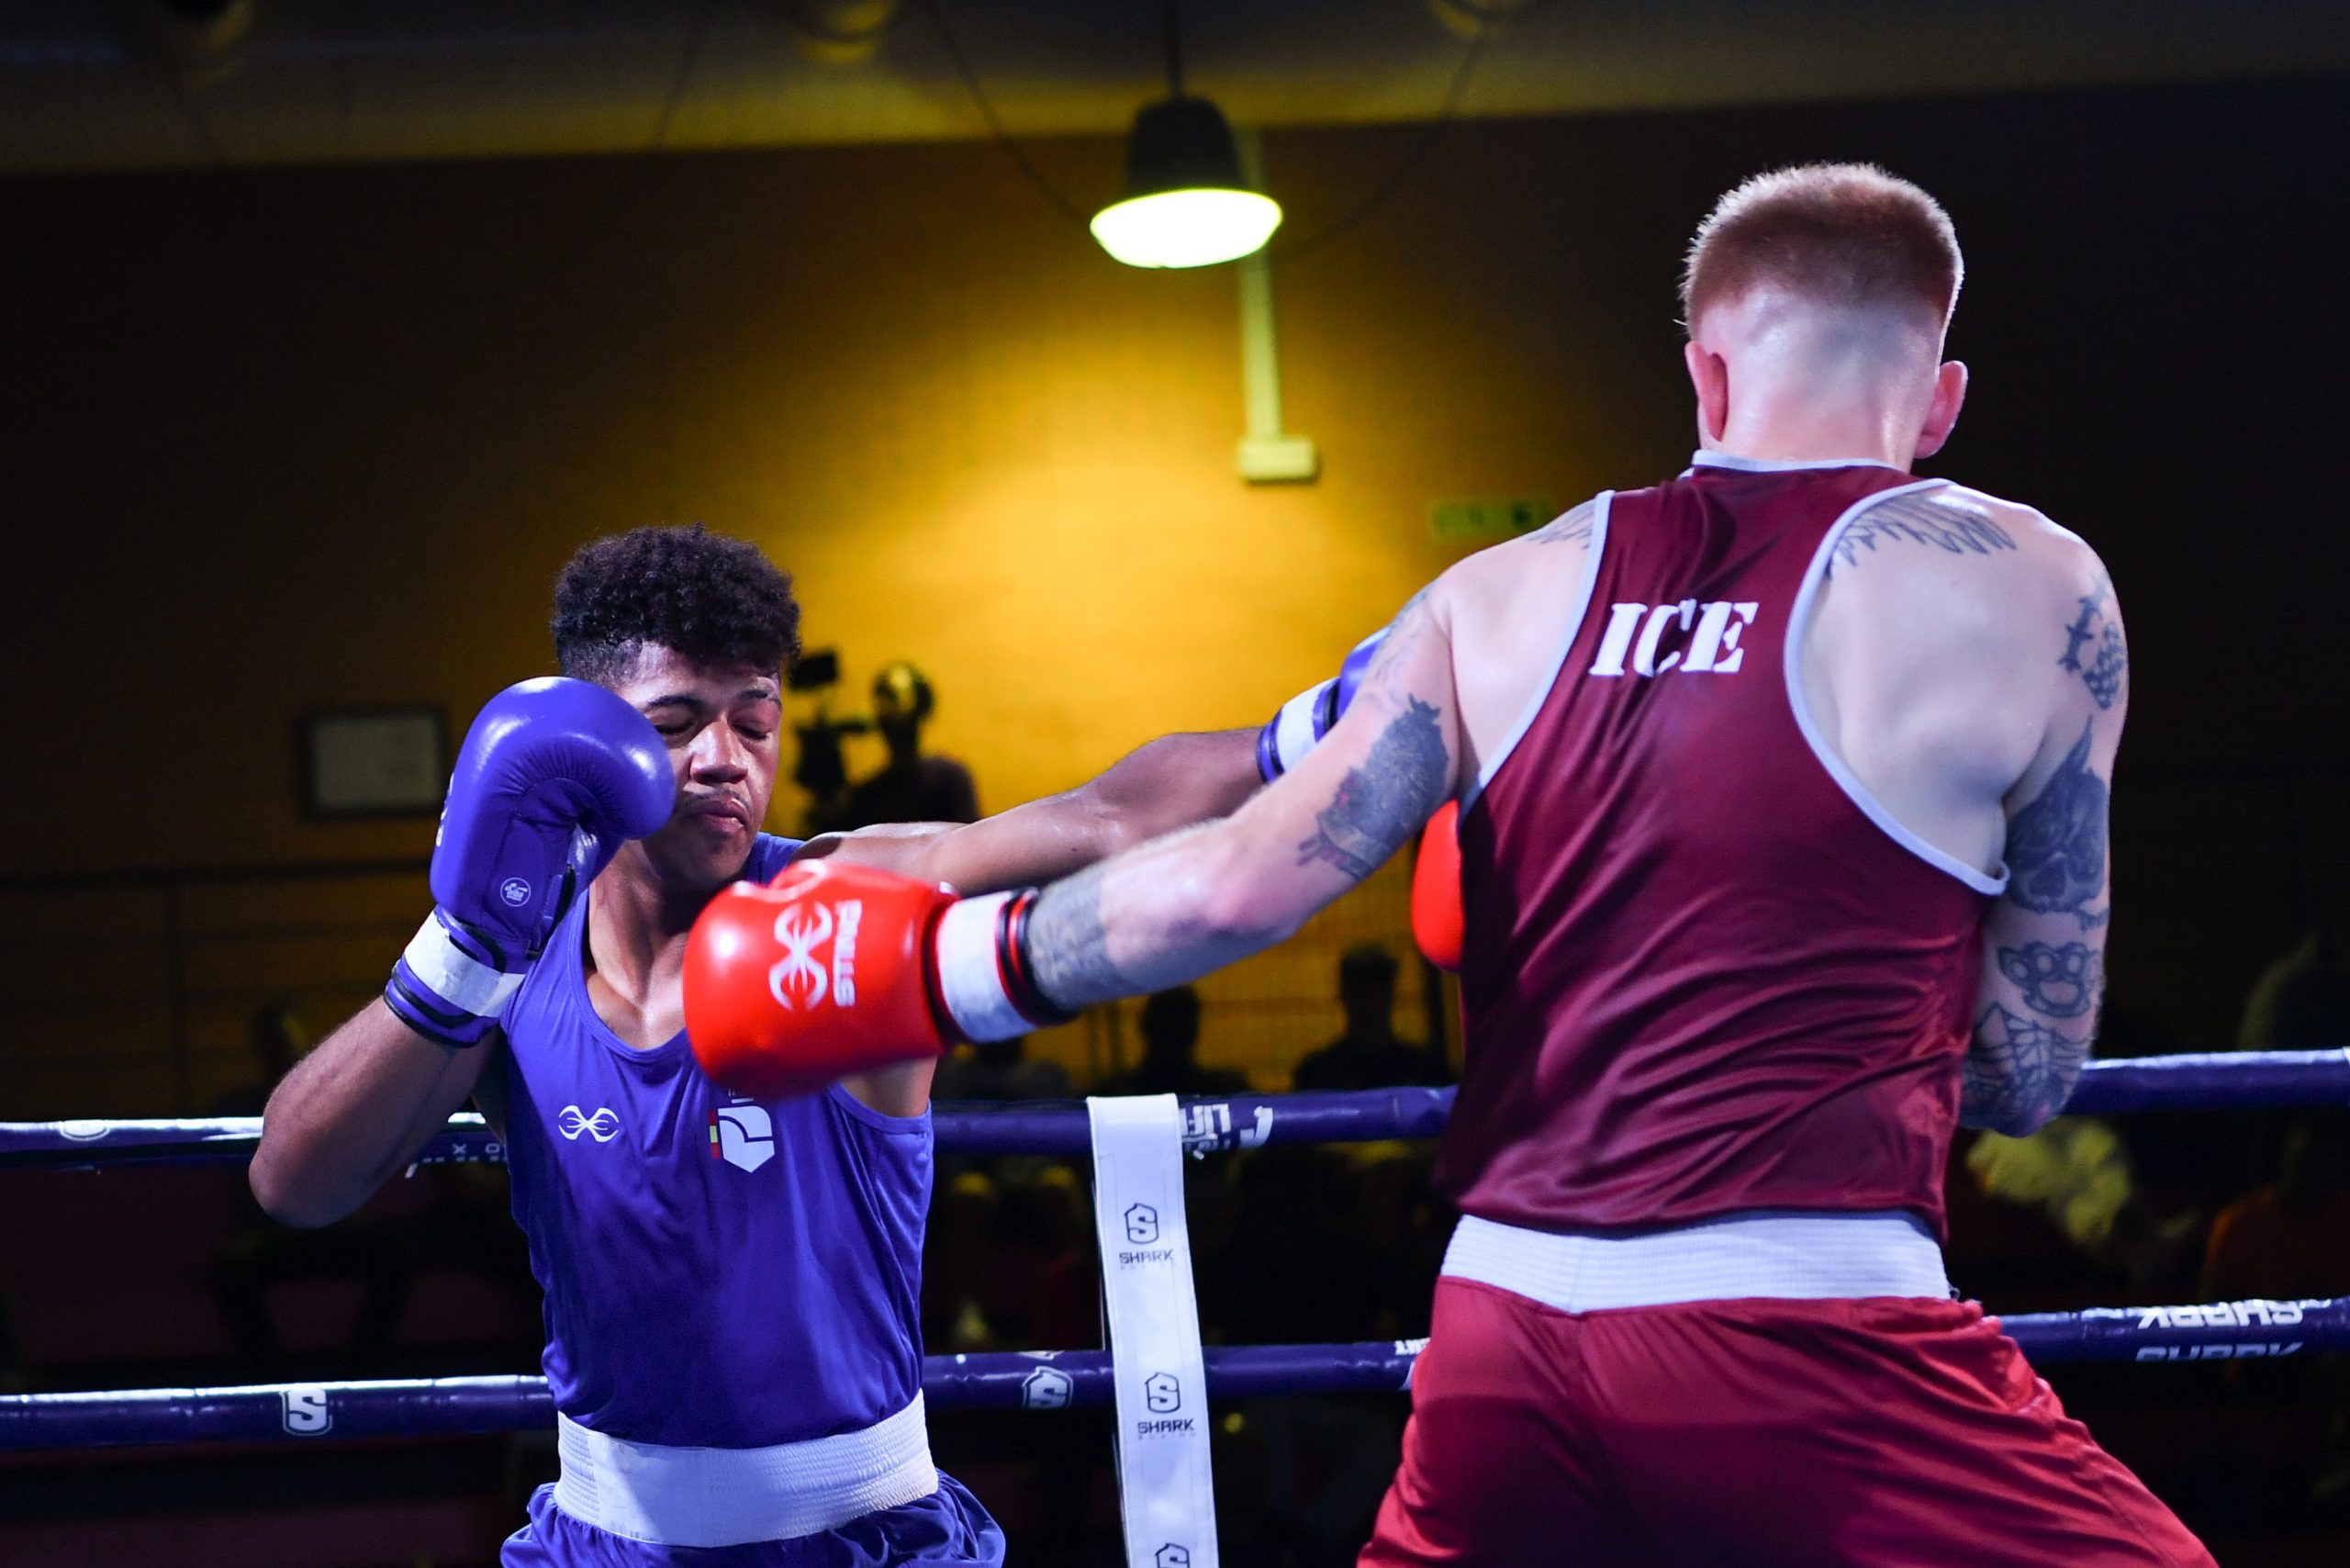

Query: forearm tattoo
[1022,587,1458,1013]
[2003,724,2109,929]
[2059,573,2128,710]
[1828,491,2016,577]
[1022,861,1132,1011]
[1961,1002,2091,1137]
[1296,698,1451,879]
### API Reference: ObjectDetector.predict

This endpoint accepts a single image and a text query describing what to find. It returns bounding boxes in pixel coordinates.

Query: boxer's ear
[1684,340,1729,446]
[1914,359,1968,461]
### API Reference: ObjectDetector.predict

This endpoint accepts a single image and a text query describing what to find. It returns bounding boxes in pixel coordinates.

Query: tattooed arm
[1960,554,2128,1137]
[796,729,1261,893]
[1017,584,1466,1010]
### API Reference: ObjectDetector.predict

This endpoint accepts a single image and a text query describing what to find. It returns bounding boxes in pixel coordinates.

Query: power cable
[916,0,1091,226]
[1267,10,1501,264]
[465,0,722,303]
[153,2,724,307]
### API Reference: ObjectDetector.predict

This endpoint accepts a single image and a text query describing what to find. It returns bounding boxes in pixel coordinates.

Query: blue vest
[499,834,931,1447]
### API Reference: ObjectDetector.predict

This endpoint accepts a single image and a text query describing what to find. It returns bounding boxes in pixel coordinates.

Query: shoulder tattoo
[2059,572,2127,710]
[1531,499,1596,547]
[1830,490,2017,577]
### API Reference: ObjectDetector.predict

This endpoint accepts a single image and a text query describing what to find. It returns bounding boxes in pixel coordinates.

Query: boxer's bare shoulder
[1804,479,2122,877]
[1827,481,2099,597]
[1429,498,1604,780]
[1813,481,2112,693]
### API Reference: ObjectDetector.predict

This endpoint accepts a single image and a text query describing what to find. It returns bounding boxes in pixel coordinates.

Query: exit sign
[1430,497,1555,541]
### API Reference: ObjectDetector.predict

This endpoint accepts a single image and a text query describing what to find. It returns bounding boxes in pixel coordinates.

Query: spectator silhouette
[215,1005,419,1376]
[934,1036,1070,1103]
[2204,1116,2350,1303]
[841,661,979,828]
[1098,987,1249,1098]
[1214,1146,1400,1567]
[1292,945,1449,1092]
[2241,924,2350,1052]
[213,1003,304,1116]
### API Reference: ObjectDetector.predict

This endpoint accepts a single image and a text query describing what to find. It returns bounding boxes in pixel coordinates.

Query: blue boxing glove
[1257,629,1384,781]
[386,678,673,1047]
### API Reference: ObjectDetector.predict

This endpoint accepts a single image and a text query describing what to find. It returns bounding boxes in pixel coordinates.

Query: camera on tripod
[786,648,870,821]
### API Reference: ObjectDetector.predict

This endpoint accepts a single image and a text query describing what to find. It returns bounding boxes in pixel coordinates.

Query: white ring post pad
[1088,1094,1219,1568]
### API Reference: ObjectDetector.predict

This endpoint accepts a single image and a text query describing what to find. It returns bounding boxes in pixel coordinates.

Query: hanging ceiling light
[1091,5,1281,269]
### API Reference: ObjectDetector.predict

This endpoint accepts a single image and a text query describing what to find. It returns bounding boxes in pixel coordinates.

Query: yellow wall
[9,86,2340,1114]
[0,127,1667,875]
[0,123,1673,1112]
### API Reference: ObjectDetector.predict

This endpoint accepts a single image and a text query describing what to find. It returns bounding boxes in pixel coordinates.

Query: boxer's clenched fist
[1412,800,1464,974]
[386,678,673,1047]
[686,859,1068,1099]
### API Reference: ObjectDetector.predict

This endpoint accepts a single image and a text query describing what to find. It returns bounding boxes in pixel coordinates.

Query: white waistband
[1443,1211,1951,1313]
[552,1395,937,1549]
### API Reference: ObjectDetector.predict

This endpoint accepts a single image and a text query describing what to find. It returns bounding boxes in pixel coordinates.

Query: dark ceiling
[2,0,2344,174]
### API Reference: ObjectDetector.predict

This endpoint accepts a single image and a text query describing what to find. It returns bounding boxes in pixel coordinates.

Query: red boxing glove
[684,858,1071,1100]
[1411,800,1464,974]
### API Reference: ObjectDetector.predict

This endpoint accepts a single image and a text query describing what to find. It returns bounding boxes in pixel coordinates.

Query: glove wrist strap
[386,913,525,1047]
[1259,679,1335,781]
[934,890,1075,1043]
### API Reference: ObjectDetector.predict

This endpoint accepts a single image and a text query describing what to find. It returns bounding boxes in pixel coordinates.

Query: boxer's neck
[583,853,707,1002]
[1705,397,1918,470]
[1691,292,1941,470]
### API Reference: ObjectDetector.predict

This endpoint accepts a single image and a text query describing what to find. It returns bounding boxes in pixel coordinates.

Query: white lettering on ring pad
[1089,1094,1219,1568]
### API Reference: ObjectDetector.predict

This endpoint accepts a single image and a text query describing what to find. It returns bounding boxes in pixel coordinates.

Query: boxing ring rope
[8,1297,2350,1453]
[4,1048,2345,1171]
[3,1050,2345,1454]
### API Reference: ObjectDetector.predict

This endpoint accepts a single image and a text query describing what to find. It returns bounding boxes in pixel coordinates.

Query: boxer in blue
[248,524,1365,1564]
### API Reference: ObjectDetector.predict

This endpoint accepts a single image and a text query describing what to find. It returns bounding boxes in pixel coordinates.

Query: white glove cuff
[401,914,525,1020]
[1269,679,1335,778]
[934,892,1032,1043]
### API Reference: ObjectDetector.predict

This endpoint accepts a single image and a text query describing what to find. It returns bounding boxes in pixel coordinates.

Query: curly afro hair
[552,524,801,686]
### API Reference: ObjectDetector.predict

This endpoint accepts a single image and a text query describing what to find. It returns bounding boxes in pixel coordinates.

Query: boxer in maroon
[702,164,2210,1562]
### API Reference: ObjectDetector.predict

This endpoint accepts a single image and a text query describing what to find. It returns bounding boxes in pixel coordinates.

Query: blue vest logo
[556,1105,621,1143]
[711,1103,776,1172]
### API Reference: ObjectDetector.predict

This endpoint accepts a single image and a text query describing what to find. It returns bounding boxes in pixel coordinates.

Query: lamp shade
[1091,96,1282,269]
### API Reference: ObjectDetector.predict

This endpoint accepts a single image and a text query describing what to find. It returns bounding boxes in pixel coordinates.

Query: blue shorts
[501,1472,1007,1567]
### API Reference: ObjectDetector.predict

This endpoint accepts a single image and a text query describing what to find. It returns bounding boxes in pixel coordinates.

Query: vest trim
[1687,450,1907,474]
[1782,479,2010,897]
[1461,492,1613,815]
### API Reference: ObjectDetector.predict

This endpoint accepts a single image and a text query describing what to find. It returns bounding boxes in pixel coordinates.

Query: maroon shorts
[1361,1278,2215,1567]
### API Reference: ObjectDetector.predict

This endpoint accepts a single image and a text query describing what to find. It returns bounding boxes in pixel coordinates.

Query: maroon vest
[1438,457,1998,1238]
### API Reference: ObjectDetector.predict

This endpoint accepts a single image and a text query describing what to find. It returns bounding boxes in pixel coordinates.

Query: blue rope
[5,1297,2344,1450]
[4,1051,2344,1171]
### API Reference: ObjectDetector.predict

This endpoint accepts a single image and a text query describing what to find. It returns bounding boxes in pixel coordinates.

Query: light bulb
[1090,187,1283,269]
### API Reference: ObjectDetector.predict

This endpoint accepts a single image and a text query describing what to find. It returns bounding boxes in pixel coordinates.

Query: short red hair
[1681,163,1962,330]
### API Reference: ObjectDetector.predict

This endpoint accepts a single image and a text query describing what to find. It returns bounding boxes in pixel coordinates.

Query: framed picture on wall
[300,708,449,818]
